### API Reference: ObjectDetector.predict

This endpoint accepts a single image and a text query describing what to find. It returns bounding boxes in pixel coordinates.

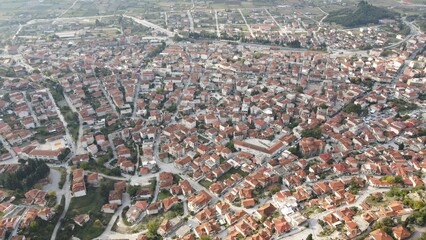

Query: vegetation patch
[199,179,213,188]
[57,181,115,240]
[0,160,50,191]
[20,197,65,239]
[52,167,67,190]
[325,1,399,27]
[217,167,249,182]
[158,189,173,201]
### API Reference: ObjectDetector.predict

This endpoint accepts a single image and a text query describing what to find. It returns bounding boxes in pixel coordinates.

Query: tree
[324,1,398,27]
[288,145,302,158]
[127,185,140,197]
[94,219,102,228]
[225,141,237,152]
[319,103,328,109]
[344,102,362,114]
[146,219,160,238]
[287,40,302,48]
[29,221,39,230]
[306,234,313,240]
[394,175,404,184]
[301,126,322,139]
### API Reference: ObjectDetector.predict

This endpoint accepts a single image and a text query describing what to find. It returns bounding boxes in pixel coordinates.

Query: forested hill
[324,1,399,28]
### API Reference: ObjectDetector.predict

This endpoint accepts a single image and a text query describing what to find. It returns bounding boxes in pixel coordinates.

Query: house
[188,190,212,213]
[175,225,191,239]
[367,228,394,240]
[87,172,100,187]
[157,217,182,237]
[135,188,153,200]
[146,202,162,215]
[215,202,230,216]
[254,203,276,220]
[87,144,98,155]
[195,206,217,223]
[299,137,325,157]
[323,212,341,227]
[73,214,90,226]
[273,216,292,234]
[71,154,90,165]
[37,207,53,221]
[179,180,194,196]
[119,160,135,173]
[392,225,411,240]
[225,210,248,225]
[109,190,122,205]
[72,181,86,197]
[345,221,359,238]
[162,196,179,212]
[242,198,256,208]
[126,201,148,223]
[285,212,307,227]
[27,149,63,161]
[234,215,259,237]
[102,204,118,214]
[194,220,221,238]
[159,172,174,189]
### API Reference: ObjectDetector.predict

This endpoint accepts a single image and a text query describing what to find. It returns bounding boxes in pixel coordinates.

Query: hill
[324,1,399,28]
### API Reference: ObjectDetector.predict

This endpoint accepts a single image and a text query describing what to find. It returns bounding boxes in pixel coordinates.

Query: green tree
[301,126,322,139]
[126,185,140,197]
[344,102,362,114]
[146,219,160,238]
[225,141,237,152]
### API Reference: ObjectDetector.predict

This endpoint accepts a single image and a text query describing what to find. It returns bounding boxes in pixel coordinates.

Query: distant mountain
[324,1,399,28]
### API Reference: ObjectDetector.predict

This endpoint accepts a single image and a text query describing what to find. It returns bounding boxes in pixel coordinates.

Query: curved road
[51,166,72,240]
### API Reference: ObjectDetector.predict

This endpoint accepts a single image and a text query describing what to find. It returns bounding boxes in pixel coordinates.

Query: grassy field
[217,167,249,182]
[199,179,213,188]
[158,189,173,200]
[300,205,325,217]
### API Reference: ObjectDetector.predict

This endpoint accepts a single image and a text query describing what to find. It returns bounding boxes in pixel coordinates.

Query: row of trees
[0,159,50,190]
[186,31,306,49]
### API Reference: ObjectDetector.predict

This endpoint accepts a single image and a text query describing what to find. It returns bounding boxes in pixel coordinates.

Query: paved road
[55,0,79,20]
[63,93,85,155]
[384,17,420,50]
[51,166,72,240]
[238,9,255,38]
[97,193,131,239]
[42,168,63,204]
[108,133,118,160]
[131,78,141,119]
[45,89,76,153]
[215,10,220,38]
[187,10,194,32]
[0,134,18,162]
[123,15,176,37]
[265,8,289,41]
[92,66,120,116]
[22,91,40,127]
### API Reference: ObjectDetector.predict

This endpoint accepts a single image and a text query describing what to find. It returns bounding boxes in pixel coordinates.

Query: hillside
[324,1,399,28]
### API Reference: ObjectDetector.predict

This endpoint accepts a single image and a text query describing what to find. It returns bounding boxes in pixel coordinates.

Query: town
[0,0,426,240]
